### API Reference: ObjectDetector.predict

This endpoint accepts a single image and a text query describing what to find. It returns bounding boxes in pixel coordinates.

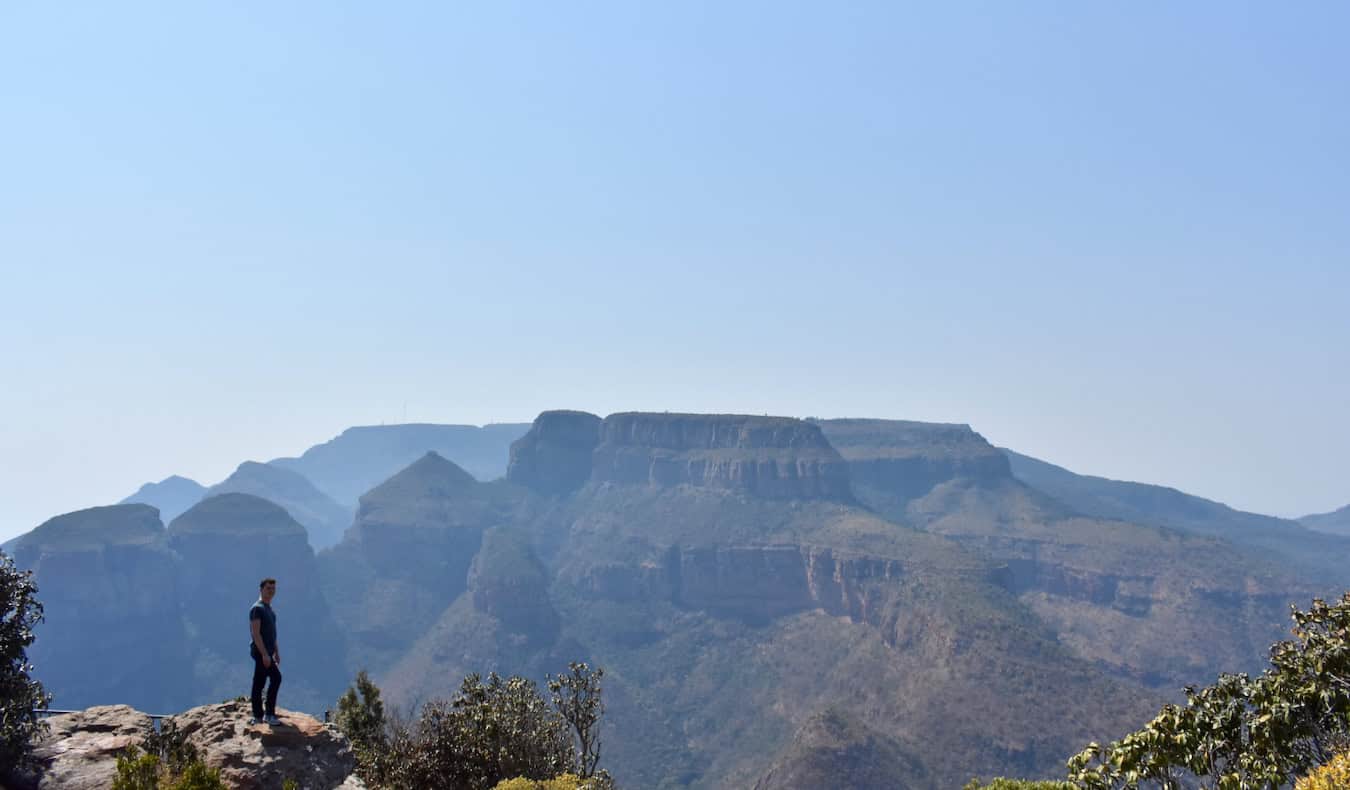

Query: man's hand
[261,654,273,669]
[273,650,281,667]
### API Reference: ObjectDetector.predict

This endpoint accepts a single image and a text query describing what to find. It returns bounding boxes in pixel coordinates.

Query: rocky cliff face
[168,494,347,713]
[814,418,1012,503]
[571,541,954,635]
[11,505,192,712]
[592,413,854,500]
[506,410,602,495]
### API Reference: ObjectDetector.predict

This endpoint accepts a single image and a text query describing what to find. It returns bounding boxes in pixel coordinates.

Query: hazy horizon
[3,2,1346,541]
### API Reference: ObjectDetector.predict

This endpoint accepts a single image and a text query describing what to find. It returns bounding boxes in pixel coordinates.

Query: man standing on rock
[249,577,282,726]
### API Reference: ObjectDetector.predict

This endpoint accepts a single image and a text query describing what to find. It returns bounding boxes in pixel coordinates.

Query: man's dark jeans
[251,655,282,719]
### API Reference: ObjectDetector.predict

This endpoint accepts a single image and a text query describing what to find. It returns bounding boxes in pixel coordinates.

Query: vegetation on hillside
[336,663,613,790]
[0,548,51,773]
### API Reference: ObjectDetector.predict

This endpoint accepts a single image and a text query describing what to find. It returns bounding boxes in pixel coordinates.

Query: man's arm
[251,618,271,668]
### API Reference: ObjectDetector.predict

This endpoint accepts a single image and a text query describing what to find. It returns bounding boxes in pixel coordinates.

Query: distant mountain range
[7,411,1346,788]
[1300,503,1350,536]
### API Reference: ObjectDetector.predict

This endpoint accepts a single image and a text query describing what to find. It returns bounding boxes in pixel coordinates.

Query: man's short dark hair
[260,578,277,590]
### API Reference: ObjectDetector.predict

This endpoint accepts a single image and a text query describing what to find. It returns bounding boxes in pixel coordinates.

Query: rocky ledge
[11,702,361,790]
[509,411,854,500]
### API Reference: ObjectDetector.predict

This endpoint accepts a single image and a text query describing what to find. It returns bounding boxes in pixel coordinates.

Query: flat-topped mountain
[12,503,164,555]
[118,475,206,523]
[509,411,854,500]
[271,422,531,505]
[1301,503,1350,536]
[814,418,1012,503]
[206,461,352,549]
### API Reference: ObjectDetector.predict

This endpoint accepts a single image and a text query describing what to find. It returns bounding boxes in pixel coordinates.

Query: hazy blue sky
[2,2,1346,541]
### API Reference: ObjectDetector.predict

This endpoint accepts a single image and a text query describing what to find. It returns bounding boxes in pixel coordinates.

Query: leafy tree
[335,669,388,780]
[0,548,52,773]
[548,663,604,778]
[1068,593,1350,789]
[379,672,574,790]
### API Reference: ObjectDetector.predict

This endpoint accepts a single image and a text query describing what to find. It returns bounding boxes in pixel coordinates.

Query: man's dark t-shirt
[249,599,277,658]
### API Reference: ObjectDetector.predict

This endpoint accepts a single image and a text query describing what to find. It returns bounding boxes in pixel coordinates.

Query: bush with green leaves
[1068,593,1350,789]
[343,665,614,790]
[335,669,388,781]
[0,549,52,774]
[112,746,226,790]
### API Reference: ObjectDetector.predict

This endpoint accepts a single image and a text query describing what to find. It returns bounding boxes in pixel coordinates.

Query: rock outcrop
[10,506,193,712]
[19,705,153,790]
[510,411,855,500]
[174,701,357,789]
[468,527,559,639]
[573,542,934,631]
[206,462,353,550]
[15,703,359,790]
[506,410,603,495]
[593,413,853,500]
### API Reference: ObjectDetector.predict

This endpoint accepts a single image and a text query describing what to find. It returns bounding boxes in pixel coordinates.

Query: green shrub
[167,761,225,790]
[112,742,225,790]
[112,750,161,790]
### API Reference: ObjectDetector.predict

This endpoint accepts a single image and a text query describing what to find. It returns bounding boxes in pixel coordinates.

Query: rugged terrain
[11,411,1347,788]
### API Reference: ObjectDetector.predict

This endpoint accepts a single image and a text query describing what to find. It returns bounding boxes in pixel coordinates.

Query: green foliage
[282,779,299,790]
[548,663,604,778]
[1296,751,1350,790]
[0,549,52,773]
[1068,593,1350,789]
[166,761,226,790]
[345,665,614,790]
[112,724,224,790]
[335,669,388,782]
[963,780,1075,790]
[113,750,162,790]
